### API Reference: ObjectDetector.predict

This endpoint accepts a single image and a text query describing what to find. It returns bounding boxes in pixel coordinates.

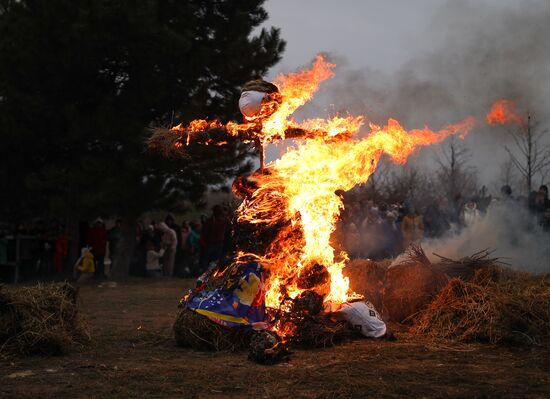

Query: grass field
[1,278,549,398]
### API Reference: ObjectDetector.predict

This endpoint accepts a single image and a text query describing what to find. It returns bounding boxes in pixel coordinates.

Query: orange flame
[486,99,525,126]
[171,55,478,316]
[249,115,475,307]
[169,55,361,145]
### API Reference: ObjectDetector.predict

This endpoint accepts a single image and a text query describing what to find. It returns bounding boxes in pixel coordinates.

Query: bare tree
[434,136,478,203]
[499,156,517,188]
[385,164,430,204]
[505,113,550,193]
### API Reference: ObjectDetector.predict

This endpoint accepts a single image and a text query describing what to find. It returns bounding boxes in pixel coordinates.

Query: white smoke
[422,200,550,273]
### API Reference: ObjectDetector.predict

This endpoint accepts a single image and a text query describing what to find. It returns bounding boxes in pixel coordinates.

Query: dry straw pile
[413,266,550,346]
[173,309,252,351]
[0,282,90,356]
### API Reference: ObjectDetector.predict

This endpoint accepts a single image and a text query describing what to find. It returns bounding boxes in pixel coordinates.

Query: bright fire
[486,99,525,126]
[233,56,475,308]
[171,55,476,310]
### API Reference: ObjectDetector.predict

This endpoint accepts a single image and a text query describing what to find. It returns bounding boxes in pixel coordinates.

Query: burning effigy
[148,55,549,362]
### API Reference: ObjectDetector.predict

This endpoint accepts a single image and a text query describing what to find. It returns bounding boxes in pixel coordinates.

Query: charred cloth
[248,330,291,365]
[0,282,89,357]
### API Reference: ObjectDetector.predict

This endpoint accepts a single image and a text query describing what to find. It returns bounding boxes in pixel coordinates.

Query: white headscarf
[238,90,266,118]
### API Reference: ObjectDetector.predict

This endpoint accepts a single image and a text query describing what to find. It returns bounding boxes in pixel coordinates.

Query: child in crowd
[73,246,95,284]
[145,240,165,278]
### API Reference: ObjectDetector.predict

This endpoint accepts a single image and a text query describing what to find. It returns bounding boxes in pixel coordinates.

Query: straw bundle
[412,267,550,346]
[173,309,252,351]
[434,249,505,280]
[289,314,357,348]
[0,282,90,356]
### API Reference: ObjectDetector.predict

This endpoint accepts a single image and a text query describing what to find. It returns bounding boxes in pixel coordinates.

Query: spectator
[532,186,549,213]
[540,185,549,203]
[165,215,183,275]
[501,185,513,201]
[179,221,192,276]
[73,247,95,284]
[187,221,202,276]
[423,196,451,238]
[542,208,550,232]
[199,205,229,271]
[344,222,361,259]
[379,210,400,258]
[145,240,164,278]
[401,206,424,248]
[461,200,481,227]
[107,219,122,271]
[157,222,177,276]
[86,218,108,278]
[53,226,69,274]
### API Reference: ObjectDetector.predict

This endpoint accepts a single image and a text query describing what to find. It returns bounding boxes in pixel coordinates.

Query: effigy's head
[239,79,281,120]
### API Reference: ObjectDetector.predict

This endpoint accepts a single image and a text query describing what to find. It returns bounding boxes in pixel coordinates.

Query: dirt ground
[1,279,549,399]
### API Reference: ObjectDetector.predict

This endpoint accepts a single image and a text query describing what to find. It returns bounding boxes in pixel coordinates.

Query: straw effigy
[412,266,550,346]
[0,282,90,357]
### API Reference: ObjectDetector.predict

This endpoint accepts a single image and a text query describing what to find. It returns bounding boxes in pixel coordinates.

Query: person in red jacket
[86,218,107,277]
[54,226,69,274]
[199,205,229,271]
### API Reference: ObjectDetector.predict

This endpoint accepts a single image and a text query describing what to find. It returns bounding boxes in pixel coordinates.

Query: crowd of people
[0,203,234,282]
[335,184,550,260]
[132,205,232,280]
[2,183,549,282]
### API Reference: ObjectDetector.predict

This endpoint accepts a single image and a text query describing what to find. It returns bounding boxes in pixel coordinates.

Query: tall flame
[169,55,478,312]
[252,116,475,306]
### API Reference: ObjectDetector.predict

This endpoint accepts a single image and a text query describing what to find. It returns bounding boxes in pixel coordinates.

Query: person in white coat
[157,222,177,276]
[461,200,481,227]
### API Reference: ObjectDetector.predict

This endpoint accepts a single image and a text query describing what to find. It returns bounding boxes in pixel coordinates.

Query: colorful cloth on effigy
[185,262,267,330]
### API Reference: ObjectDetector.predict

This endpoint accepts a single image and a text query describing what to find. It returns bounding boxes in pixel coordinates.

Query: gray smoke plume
[290,0,550,185]
[422,200,550,273]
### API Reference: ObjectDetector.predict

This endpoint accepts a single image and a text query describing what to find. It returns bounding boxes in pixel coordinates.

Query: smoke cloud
[422,201,550,273]
[288,0,550,186]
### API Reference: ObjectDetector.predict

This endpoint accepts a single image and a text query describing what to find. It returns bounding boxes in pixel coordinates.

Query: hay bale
[173,309,252,351]
[412,269,550,346]
[383,254,448,323]
[0,282,89,357]
[290,314,360,348]
[344,249,447,323]
[344,259,388,311]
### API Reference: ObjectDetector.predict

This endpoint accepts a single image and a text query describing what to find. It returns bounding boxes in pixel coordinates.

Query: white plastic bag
[337,301,387,338]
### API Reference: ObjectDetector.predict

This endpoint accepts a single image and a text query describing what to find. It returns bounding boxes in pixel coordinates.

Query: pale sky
[263,0,520,77]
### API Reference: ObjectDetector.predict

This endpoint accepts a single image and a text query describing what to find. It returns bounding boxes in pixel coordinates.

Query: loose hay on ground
[0,282,90,357]
[412,267,550,346]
